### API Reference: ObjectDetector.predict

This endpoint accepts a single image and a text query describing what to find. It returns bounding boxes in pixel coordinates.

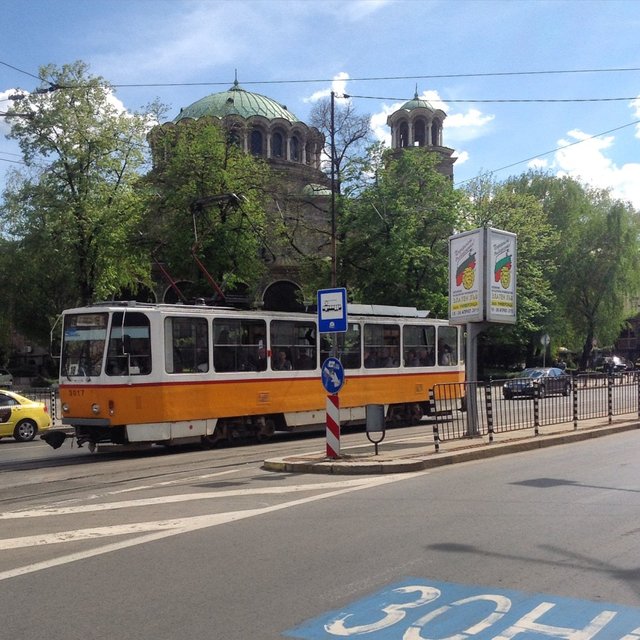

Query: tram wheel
[202,424,227,448]
[256,418,275,443]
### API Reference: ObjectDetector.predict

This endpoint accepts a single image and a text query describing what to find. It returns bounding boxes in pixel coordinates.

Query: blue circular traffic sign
[321,357,345,394]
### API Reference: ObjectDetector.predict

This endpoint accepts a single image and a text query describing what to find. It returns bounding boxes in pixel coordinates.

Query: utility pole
[330,90,337,288]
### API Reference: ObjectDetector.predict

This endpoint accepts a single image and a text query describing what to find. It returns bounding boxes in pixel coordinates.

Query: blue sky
[1,0,640,206]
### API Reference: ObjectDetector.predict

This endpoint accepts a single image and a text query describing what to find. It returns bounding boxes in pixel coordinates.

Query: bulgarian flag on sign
[494,254,512,287]
[455,253,476,287]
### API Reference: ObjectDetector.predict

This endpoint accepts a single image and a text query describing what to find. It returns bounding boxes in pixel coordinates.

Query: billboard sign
[449,227,517,325]
[486,228,517,323]
[449,229,484,324]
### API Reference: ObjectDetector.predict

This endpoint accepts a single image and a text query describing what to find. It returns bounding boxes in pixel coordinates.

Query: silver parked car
[503,367,571,399]
[0,369,13,388]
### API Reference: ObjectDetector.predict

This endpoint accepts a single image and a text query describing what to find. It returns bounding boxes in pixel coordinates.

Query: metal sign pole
[465,322,486,437]
[321,357,344,459]
[326,394,340,458]
[318,288,348,459]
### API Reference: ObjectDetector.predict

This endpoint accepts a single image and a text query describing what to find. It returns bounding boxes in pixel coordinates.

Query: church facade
[145,81,456,310]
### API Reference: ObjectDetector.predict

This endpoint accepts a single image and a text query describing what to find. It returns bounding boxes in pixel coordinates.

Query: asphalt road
[1,429,639,639]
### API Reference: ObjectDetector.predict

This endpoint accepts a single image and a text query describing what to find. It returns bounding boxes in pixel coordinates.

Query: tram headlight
[91,403,101,415]
[61,403,70,413]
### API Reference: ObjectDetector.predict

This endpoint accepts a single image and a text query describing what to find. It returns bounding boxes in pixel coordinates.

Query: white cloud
[305,72,351,103]
[550,129,640,208]
[318,0,392,21]
[369,90,494,148]
[370,103,395,146]
[0,88,31,136]
[527,158,548,170]
[453,150,469,165]
[444,108,495,143]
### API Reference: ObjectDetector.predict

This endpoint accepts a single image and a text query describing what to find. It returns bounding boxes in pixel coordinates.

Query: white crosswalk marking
[0,472,425,582]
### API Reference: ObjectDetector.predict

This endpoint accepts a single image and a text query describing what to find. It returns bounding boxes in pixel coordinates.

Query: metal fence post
[484,380,494,443]
[607,374,613,424]
[533,387,540,436]
[429,388,440,453]
[50,388,57,423]
[572,372,578,430]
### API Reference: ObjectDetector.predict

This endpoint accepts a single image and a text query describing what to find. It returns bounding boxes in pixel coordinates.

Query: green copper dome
[175,80,299,123]
[400,90,434,112]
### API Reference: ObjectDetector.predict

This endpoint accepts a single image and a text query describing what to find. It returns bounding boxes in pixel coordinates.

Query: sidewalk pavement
[262,417,640,475]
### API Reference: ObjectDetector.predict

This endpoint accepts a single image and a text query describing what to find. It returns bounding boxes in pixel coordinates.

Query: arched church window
[290,136,300,161]
[399,121,409,148]
[414,119,426,147]
[272,131,284,158]
[431,119,441,146]
[305,142,314,165]
[250,129,263,156]
[227,129,241,147]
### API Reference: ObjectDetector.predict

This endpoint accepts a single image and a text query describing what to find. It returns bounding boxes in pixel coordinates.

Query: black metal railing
[14,387,59,424]
[429,372,640,453]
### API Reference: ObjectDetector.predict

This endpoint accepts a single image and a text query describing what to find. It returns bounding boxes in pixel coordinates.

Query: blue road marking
[286,578,640,639]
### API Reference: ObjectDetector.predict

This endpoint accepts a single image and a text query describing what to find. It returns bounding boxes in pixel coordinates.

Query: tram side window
[270,320,317,371]
[319,323,361,369]
[165,317,209,374]
[213,318,267,372]
[106,312,152,376]
[437,326,458,366]
[403,324,435,367]
[363,323,400,368]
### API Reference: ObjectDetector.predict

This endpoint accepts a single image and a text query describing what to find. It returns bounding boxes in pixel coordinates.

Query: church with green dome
[173,80,326,175]
[386,90,455,179]
[147,81,455,310]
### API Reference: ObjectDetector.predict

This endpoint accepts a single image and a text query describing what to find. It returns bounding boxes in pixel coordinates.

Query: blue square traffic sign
[317,288,347,333]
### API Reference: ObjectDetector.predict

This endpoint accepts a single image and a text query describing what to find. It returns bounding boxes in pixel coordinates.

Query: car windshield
[61,313,108,378]
[519,369,544,379]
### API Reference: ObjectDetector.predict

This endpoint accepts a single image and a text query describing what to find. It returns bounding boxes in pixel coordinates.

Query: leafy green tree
[0,237,14,363]
[461,176,558,367]
[505,171,640,367]
[1,61,156,340]
[558,194,640,367]
[503,171,594,350]
[337,146,462,315]
[144,118,273,300]
[309,96,372,196]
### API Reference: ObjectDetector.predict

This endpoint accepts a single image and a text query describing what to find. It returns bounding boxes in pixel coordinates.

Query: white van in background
[0,369,13,388]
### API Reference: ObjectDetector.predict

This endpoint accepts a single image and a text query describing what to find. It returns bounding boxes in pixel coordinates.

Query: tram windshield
[61,313,108,378]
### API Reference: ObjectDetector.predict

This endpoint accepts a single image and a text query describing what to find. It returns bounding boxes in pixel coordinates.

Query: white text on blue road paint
[286,579,640,639]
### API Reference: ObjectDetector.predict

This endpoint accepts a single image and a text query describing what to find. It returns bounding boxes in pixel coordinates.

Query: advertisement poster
[486,228,517,323]
[449,229,484,324]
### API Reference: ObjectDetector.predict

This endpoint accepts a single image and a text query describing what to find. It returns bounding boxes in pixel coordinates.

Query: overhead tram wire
[0,60,45,82]
[105,65,640,89]
[3,58,639,185]
[341,94,640,104]
[453,118,640,188]
[2,57,638,103]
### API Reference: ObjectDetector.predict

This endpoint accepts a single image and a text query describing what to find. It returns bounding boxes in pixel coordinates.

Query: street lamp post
[330,90,337,288]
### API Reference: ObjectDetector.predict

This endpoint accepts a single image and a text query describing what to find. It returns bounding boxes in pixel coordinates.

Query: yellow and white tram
[43,301,464,449]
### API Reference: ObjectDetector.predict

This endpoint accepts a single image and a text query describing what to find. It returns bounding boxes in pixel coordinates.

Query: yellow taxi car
[0,390,51,442]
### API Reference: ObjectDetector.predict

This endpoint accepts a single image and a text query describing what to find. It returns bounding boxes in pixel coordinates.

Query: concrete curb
[262,422,640,474]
